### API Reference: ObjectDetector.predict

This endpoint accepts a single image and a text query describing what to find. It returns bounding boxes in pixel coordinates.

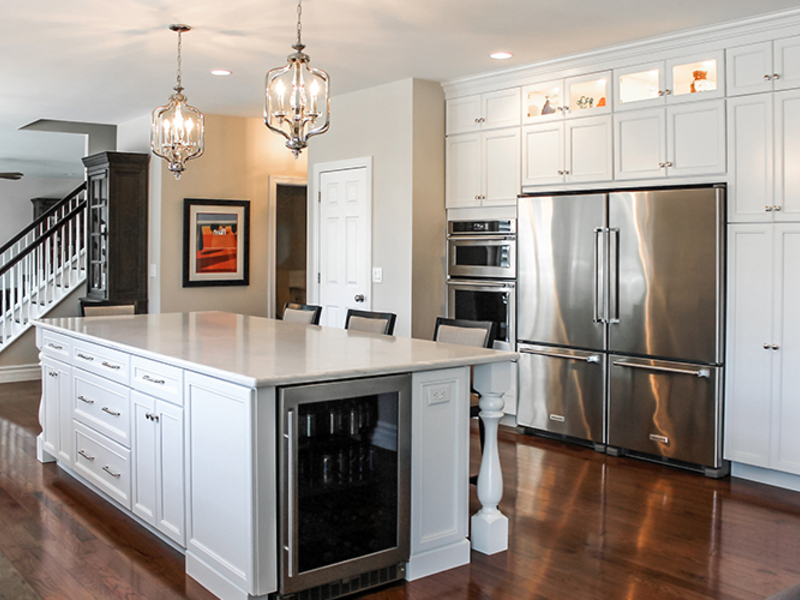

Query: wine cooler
[277,374,411,599]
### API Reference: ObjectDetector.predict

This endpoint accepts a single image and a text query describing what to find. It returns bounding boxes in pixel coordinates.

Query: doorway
[275,183,308,317]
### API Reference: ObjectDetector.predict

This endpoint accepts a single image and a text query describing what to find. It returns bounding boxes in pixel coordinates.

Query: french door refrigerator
[516,186,727,476]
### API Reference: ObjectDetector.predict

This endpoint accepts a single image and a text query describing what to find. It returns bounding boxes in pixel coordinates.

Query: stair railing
[0,183,88,346]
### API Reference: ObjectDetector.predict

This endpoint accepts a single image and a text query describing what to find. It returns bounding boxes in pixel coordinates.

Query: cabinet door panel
[774,36,800,92]
[157,399,185,545]
[666,52,725,103]
[446,96,481,135]
[726,42,773,96]
[614,110,666,180]
[727,95,774,223]
[482,88,521,130]
[445,134,480,208]
[724,225,773,467]
[522,80,564,124]
[132,392,157,525]
[482,128,520,206]
[565,115,612,183]
[614,62,665,111]
[771,226,800,474]
[774,90,800,221]
[522,123,563,186]
[667,100,726,177]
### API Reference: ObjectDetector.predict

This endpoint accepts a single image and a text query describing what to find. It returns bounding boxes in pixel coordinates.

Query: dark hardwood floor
[1,380,799,600]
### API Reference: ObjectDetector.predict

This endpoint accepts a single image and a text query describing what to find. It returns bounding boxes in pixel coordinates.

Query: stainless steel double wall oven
[446,219,516,351]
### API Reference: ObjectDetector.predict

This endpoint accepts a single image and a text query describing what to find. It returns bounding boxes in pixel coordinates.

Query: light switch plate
[372,267,383,283]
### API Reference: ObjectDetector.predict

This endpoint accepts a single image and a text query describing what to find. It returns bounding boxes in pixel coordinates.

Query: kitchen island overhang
[34,312,516,600]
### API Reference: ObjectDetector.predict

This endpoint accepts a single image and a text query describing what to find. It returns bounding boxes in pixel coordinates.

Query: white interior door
[318,167,371,328]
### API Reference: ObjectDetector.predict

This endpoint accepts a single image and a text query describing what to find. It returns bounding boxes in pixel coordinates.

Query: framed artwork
[183,198,250,287]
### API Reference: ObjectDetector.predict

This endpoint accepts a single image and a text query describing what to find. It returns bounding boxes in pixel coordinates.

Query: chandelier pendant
[264,0,330,158]
[151,24,205,179]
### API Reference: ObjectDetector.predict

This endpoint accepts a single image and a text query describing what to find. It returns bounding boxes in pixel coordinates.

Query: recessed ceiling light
[490,52,513,60]
[211,69,232,76]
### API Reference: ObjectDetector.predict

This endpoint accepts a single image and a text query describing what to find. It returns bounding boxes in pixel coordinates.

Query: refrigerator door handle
[593,228,603,324]
[613,359,710,378]
[608,228,620,324]
[521,348,601,363]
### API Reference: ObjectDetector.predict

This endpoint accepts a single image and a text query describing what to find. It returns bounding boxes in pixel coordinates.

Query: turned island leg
[471,360,511,555]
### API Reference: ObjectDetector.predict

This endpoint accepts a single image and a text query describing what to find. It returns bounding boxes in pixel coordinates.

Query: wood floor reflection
[1,380,798,599]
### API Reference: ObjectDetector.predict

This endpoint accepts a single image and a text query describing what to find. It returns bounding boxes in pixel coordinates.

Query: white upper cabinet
[728,89,800,222]
[615,52,724,111]
[614,99,725,180]
[727,36,800,97]
[523,115,613,186]
[522,71,611,123]
[446,88,521,135]
[446,128,520,208]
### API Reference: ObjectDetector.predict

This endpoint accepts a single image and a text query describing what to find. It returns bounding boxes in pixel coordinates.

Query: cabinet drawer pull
[549,414,565,422]
[47,343,63,350]
[78,449,95,461]
[102,407,121,417]
[101,361,121,370]
[102,466,121,479]
[146,413,160,423]
[77,353,94,361]
[649,433,669,445]
[142,374,166,385]
[78,395,95,404]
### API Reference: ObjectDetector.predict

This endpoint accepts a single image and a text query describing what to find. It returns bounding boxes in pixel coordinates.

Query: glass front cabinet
[523,71,611,123]
[614,52,725,110]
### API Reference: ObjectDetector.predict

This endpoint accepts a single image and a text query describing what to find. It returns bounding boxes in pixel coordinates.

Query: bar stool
[282,303,322,325]
[344,309,397,335]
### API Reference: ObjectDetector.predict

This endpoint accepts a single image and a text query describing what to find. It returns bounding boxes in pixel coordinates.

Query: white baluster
[471,360,511,555]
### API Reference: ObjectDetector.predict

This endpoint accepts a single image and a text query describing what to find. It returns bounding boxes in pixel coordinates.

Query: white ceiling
[2,0,800,178]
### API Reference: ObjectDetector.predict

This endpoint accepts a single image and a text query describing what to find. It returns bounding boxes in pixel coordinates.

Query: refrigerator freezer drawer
[517,344,605,444]
[608,355,722,468]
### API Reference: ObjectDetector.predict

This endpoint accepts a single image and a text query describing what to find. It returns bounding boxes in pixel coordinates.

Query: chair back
[433,317,495,349]
[345,309,397,335]
[282,303,322,325]
[82,304,136,317]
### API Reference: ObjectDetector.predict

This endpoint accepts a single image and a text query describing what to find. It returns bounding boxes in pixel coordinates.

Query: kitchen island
[35,312,516,600]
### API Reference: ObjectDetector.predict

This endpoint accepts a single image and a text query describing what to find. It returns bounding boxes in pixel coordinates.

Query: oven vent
[288,563,405,600]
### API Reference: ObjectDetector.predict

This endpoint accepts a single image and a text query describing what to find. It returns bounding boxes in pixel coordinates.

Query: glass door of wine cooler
[278,374,411,596]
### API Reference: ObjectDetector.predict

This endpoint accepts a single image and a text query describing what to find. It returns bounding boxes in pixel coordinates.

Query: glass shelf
[671,59,719,97]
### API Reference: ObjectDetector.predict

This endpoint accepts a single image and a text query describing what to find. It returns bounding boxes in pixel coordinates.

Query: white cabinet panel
[771,226,800,475]
[446,134,481,208]
[666,100,726,177]
[446,95,482,135]
[774,89,800,221]
[726,42,773,97]
[615,61,665,111]
[483,128,521,206]
[725,225,774,467]
[157,399,185,545]
[565,115,613,183]
[727,94,774,223]
[482,89,521,130]
[522,122,563,186]
[41,357,72,466]
[614,109,666,180]
[774,36,800,91]
[132,392,157,525]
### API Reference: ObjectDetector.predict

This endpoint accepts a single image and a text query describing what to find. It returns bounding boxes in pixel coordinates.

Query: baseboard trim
[732,462,800,493]
[405,538,471,581]
[0,364,40,383]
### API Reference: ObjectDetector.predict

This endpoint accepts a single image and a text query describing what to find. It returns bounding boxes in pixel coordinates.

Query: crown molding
[443,7,800,98]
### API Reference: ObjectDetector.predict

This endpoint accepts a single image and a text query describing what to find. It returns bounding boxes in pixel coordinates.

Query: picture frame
[183,198,250,287]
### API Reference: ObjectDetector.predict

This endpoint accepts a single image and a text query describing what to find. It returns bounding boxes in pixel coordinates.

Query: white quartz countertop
[36,312,517,388]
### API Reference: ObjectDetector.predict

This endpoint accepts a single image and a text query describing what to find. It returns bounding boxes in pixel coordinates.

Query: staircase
[0,182,88,348]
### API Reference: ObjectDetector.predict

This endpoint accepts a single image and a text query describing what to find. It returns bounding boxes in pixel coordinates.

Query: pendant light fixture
[151,24,205,179]
[264,0,330,158]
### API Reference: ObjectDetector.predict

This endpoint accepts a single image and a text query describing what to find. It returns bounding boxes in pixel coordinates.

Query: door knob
[354,294,365,302]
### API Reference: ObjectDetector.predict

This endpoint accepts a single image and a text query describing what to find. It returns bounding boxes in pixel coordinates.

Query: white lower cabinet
[522,115,613,186]
[725,224,800,475]
[41,356,72,466]
[614,100,726,180]
[131,390,185,546]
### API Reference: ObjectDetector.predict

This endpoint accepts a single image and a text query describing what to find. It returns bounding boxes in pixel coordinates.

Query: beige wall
[119,113,307,317]
[307,78,445,339]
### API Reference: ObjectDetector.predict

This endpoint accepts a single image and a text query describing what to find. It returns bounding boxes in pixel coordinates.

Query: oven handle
[285,409,295,578]
[447,235,516,242]
[447,279,515,289]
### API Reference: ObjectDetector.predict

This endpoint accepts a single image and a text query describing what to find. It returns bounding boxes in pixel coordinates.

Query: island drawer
[72,340,130,385]
[73,369,131,448]
[131,356,184,406]
[40,329,72,361]
[73,420,132,510]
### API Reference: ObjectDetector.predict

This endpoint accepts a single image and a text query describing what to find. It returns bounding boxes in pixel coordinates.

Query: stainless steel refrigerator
[516,186,727,476]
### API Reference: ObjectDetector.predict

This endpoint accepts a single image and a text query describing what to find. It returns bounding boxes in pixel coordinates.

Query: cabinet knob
[563,170,570,175]
[474,118,480,124]
[772,344,780,350]
[665,161,673,167]
[773,73,781,80]
[766,206,774,212]
[658,90,665,97]
[764,74,772,81]
[764,343,771,349]
[557,170,563,175]
[354,294,365,302]
[658,162,666,168]
[664,89,672,95]
[773,205,781,211]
